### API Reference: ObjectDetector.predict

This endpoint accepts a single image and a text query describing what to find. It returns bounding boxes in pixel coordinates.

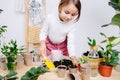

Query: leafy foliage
[109,0,120,11]
[87,37,96,47]
[0,71,18,80]
[102,0,120,28]
[112,14,120,27]
[0,26,7,37]
[21,66,48,80]
[78,56,88,64]
[100,32,120,66]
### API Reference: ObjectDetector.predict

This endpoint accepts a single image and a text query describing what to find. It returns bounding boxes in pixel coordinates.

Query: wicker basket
[28,26,41,43]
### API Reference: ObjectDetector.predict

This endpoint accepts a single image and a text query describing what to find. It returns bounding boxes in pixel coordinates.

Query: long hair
[58,0,81,22]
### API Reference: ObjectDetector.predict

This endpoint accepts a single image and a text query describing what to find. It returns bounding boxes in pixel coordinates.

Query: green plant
[21,66,48,80]
[0,26,7,37]
[100,32,120,66]
[102,0,120,28]
[60,59,64,65]
[0,71,18,80]
[1,40,25,71]
[0,8,7,38]
[87,37,96,47]
[0,9,3,13]
[78,56,88,64]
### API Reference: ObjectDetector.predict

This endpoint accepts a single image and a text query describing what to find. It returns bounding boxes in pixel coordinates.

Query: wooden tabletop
[0,65,120,80]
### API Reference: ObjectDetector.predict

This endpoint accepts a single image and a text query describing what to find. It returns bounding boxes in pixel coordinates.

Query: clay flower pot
[99,62,113,77]
[57,65,67,78]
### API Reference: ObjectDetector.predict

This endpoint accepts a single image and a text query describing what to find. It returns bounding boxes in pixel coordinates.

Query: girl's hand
[39,40,47,58]
[70,56,78,66]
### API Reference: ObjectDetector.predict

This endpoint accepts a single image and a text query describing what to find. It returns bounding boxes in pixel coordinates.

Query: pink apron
[45,37,69,56]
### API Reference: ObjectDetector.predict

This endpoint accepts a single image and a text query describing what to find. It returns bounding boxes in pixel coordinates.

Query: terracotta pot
[57,65,67,78]
[99,63,113,77]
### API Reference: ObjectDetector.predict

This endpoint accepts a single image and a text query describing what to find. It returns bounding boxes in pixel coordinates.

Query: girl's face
[59,2,78,22]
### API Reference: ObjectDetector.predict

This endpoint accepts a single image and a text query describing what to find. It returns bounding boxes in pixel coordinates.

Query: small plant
[78,56,88,64]
[0,71,18,80]
[1,40,25,71]
[0,26,7,37]
[87,37,96,47]
[21,66,48,80]
[60,59,64,65]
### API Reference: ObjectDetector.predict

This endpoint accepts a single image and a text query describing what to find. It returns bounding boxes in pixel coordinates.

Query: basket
[28,26,41,43]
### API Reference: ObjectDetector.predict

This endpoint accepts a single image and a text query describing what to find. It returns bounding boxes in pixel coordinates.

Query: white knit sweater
[40,14,77,56]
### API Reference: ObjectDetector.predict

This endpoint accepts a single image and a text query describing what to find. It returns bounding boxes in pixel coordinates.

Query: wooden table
[0,65,120,80]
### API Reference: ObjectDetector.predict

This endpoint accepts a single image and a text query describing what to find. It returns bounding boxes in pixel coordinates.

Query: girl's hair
[58,0,81,22]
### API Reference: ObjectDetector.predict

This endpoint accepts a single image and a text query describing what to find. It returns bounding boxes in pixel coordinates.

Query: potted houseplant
[101,0,120,72]
[57,59,67,78]
[99,32,120,77]
[87,37,102,77]
[78,56,90,80]
[1,40,24,71]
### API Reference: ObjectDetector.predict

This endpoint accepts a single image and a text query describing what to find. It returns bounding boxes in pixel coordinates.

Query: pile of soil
[53,59,73,69]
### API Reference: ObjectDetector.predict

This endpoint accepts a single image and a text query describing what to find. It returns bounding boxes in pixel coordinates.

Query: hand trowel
[43,55,55,69]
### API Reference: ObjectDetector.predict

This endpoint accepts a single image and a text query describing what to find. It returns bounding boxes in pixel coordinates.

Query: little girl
[39,0,81,65]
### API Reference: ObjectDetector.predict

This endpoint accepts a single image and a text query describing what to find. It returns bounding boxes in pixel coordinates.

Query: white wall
[0,0,26,46]
[0,0,119,57]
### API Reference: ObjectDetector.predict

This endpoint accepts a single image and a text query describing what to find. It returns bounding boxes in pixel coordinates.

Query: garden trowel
[43,55,55,69]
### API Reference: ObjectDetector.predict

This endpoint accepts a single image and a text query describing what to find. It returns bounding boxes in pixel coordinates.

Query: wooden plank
[25,0,29,52]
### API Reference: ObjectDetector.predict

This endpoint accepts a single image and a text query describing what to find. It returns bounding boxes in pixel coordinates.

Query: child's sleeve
[39,16,49,41]
[67,28,76,57]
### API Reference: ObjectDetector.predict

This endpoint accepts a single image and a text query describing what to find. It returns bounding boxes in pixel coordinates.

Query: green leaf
[88,42,92,46]
[7,77,18,80]
[100,32,107,38]
[101,23,112,27]
[5,71,17,78]
[92,39,96,46]
[0,9,3,13]
[87,37,92,42]
[111,37,120,46]
[21,76,29,80]
[28,67,37,75]
[0,75,3,80]
[112,14,120,28]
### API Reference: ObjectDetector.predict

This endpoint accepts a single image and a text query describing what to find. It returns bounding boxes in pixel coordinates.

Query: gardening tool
[43,55,55,69]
